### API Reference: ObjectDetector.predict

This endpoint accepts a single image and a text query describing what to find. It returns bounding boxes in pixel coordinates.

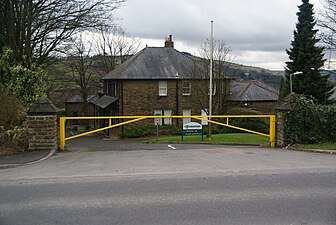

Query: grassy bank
[143,133,270,145]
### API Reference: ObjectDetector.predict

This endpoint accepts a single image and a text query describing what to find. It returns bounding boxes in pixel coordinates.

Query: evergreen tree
[281,0,334,104]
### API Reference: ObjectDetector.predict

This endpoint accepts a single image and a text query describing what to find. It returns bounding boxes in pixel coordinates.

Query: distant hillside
[188,54,284,88]
[225,63,283,88]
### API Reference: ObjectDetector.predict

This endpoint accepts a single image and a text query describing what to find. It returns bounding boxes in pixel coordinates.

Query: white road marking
[168,145,176,150]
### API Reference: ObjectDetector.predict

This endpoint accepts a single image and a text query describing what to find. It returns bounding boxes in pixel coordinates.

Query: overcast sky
[114,0,324,70]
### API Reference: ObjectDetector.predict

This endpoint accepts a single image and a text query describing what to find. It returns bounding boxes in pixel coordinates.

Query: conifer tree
[281,0,334,104]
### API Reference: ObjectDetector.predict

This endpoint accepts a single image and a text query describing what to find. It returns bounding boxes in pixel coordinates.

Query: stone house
[94,35,231,128]
[64,36,279,132]
[65,94,99,126]
[228,80,279,114]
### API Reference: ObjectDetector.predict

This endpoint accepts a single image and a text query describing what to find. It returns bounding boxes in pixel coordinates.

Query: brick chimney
[164,35,174,48]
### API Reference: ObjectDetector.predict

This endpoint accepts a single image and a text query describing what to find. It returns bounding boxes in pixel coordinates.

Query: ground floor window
[154,110,162,125]
[201,109,208,125]
[154,110,172,125]
[183,109,191,125]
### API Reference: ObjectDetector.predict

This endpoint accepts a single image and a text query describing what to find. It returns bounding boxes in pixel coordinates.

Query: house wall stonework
[121,80,202,116]
[65,103,95,117]
[119,80,204,126]
[65,102,95,127]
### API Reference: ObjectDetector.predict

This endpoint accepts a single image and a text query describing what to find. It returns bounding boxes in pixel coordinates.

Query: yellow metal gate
[59,115,276,150]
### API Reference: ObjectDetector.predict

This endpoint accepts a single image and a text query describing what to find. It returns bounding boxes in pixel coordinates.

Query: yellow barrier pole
[59,117,66,151]
[269,115,276,148]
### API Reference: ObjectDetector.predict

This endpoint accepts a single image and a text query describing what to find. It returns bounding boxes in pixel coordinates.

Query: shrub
[318,104,336,143]
[0,89,26,130]
[283,94,336,144]
[121,124,181,138]
[213,107,269,134]
[283,95,322,144]
[0,125,28,155]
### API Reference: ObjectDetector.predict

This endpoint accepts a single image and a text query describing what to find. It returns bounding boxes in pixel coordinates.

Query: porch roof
[93,95,118,109]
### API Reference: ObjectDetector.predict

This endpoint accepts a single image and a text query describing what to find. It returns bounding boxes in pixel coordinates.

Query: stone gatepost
[275,102,292,147]
[27,97,59,152]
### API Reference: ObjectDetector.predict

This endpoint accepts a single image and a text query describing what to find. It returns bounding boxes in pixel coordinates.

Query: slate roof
[102,47,204,80]
[93,95,118,109]
[27,96,59,115]
[66,94,99,103]
[228,80,279,101]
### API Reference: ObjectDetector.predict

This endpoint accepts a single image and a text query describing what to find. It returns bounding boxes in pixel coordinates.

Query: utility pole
[208,20,214,140]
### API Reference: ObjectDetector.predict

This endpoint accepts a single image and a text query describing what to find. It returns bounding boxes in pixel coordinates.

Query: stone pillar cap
[27,96,59,116]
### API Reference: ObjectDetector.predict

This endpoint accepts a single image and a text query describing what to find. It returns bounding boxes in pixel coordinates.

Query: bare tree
[94,25,140,75]
[0,0,125,67]
[67,35,99,117]
[190,39,235,115]
[318,0,336,69]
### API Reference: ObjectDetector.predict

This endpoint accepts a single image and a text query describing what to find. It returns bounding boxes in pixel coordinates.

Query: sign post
[154,113,161,141]
[181,122,204,141]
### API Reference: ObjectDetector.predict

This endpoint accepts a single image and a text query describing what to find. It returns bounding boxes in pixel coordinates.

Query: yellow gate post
[59,117,66,151]
[269,115,276,148]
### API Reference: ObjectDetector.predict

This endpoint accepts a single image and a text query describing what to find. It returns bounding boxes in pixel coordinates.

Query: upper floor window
[182,81,191,96]
[159,81,167,96]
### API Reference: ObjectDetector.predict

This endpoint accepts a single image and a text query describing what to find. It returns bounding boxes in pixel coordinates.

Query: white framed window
[163,110,172,125]
[183,109,191,125]
[154,110,172,125]
[159,81,167,96]
[182,81,191,95]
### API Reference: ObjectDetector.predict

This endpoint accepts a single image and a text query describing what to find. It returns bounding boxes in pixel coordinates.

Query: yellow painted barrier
[59,115,276,150]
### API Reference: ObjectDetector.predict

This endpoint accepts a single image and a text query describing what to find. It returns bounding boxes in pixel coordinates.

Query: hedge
[283,95,336,144]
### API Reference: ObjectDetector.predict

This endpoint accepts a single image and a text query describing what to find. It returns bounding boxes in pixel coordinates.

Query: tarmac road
[0,137,335,225]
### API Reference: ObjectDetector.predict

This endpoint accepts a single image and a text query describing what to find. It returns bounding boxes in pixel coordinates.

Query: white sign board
[183,122,202,130]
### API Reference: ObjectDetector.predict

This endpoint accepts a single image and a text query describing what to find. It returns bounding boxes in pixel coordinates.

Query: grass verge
[143,133,269,145]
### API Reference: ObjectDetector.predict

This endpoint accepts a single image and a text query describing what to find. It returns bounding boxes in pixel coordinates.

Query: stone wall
[275,102,292,147]
[276,111,285,147]
[27,115,58,151]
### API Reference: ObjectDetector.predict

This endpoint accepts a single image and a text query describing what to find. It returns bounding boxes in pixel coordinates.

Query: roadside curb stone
[0,148,57,169]
[286,147,336,154]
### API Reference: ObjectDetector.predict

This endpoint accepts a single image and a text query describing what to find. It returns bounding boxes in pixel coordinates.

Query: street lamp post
[290,71,303,93]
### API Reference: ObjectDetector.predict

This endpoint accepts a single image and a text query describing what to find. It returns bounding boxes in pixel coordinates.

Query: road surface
[1,138,335,225]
